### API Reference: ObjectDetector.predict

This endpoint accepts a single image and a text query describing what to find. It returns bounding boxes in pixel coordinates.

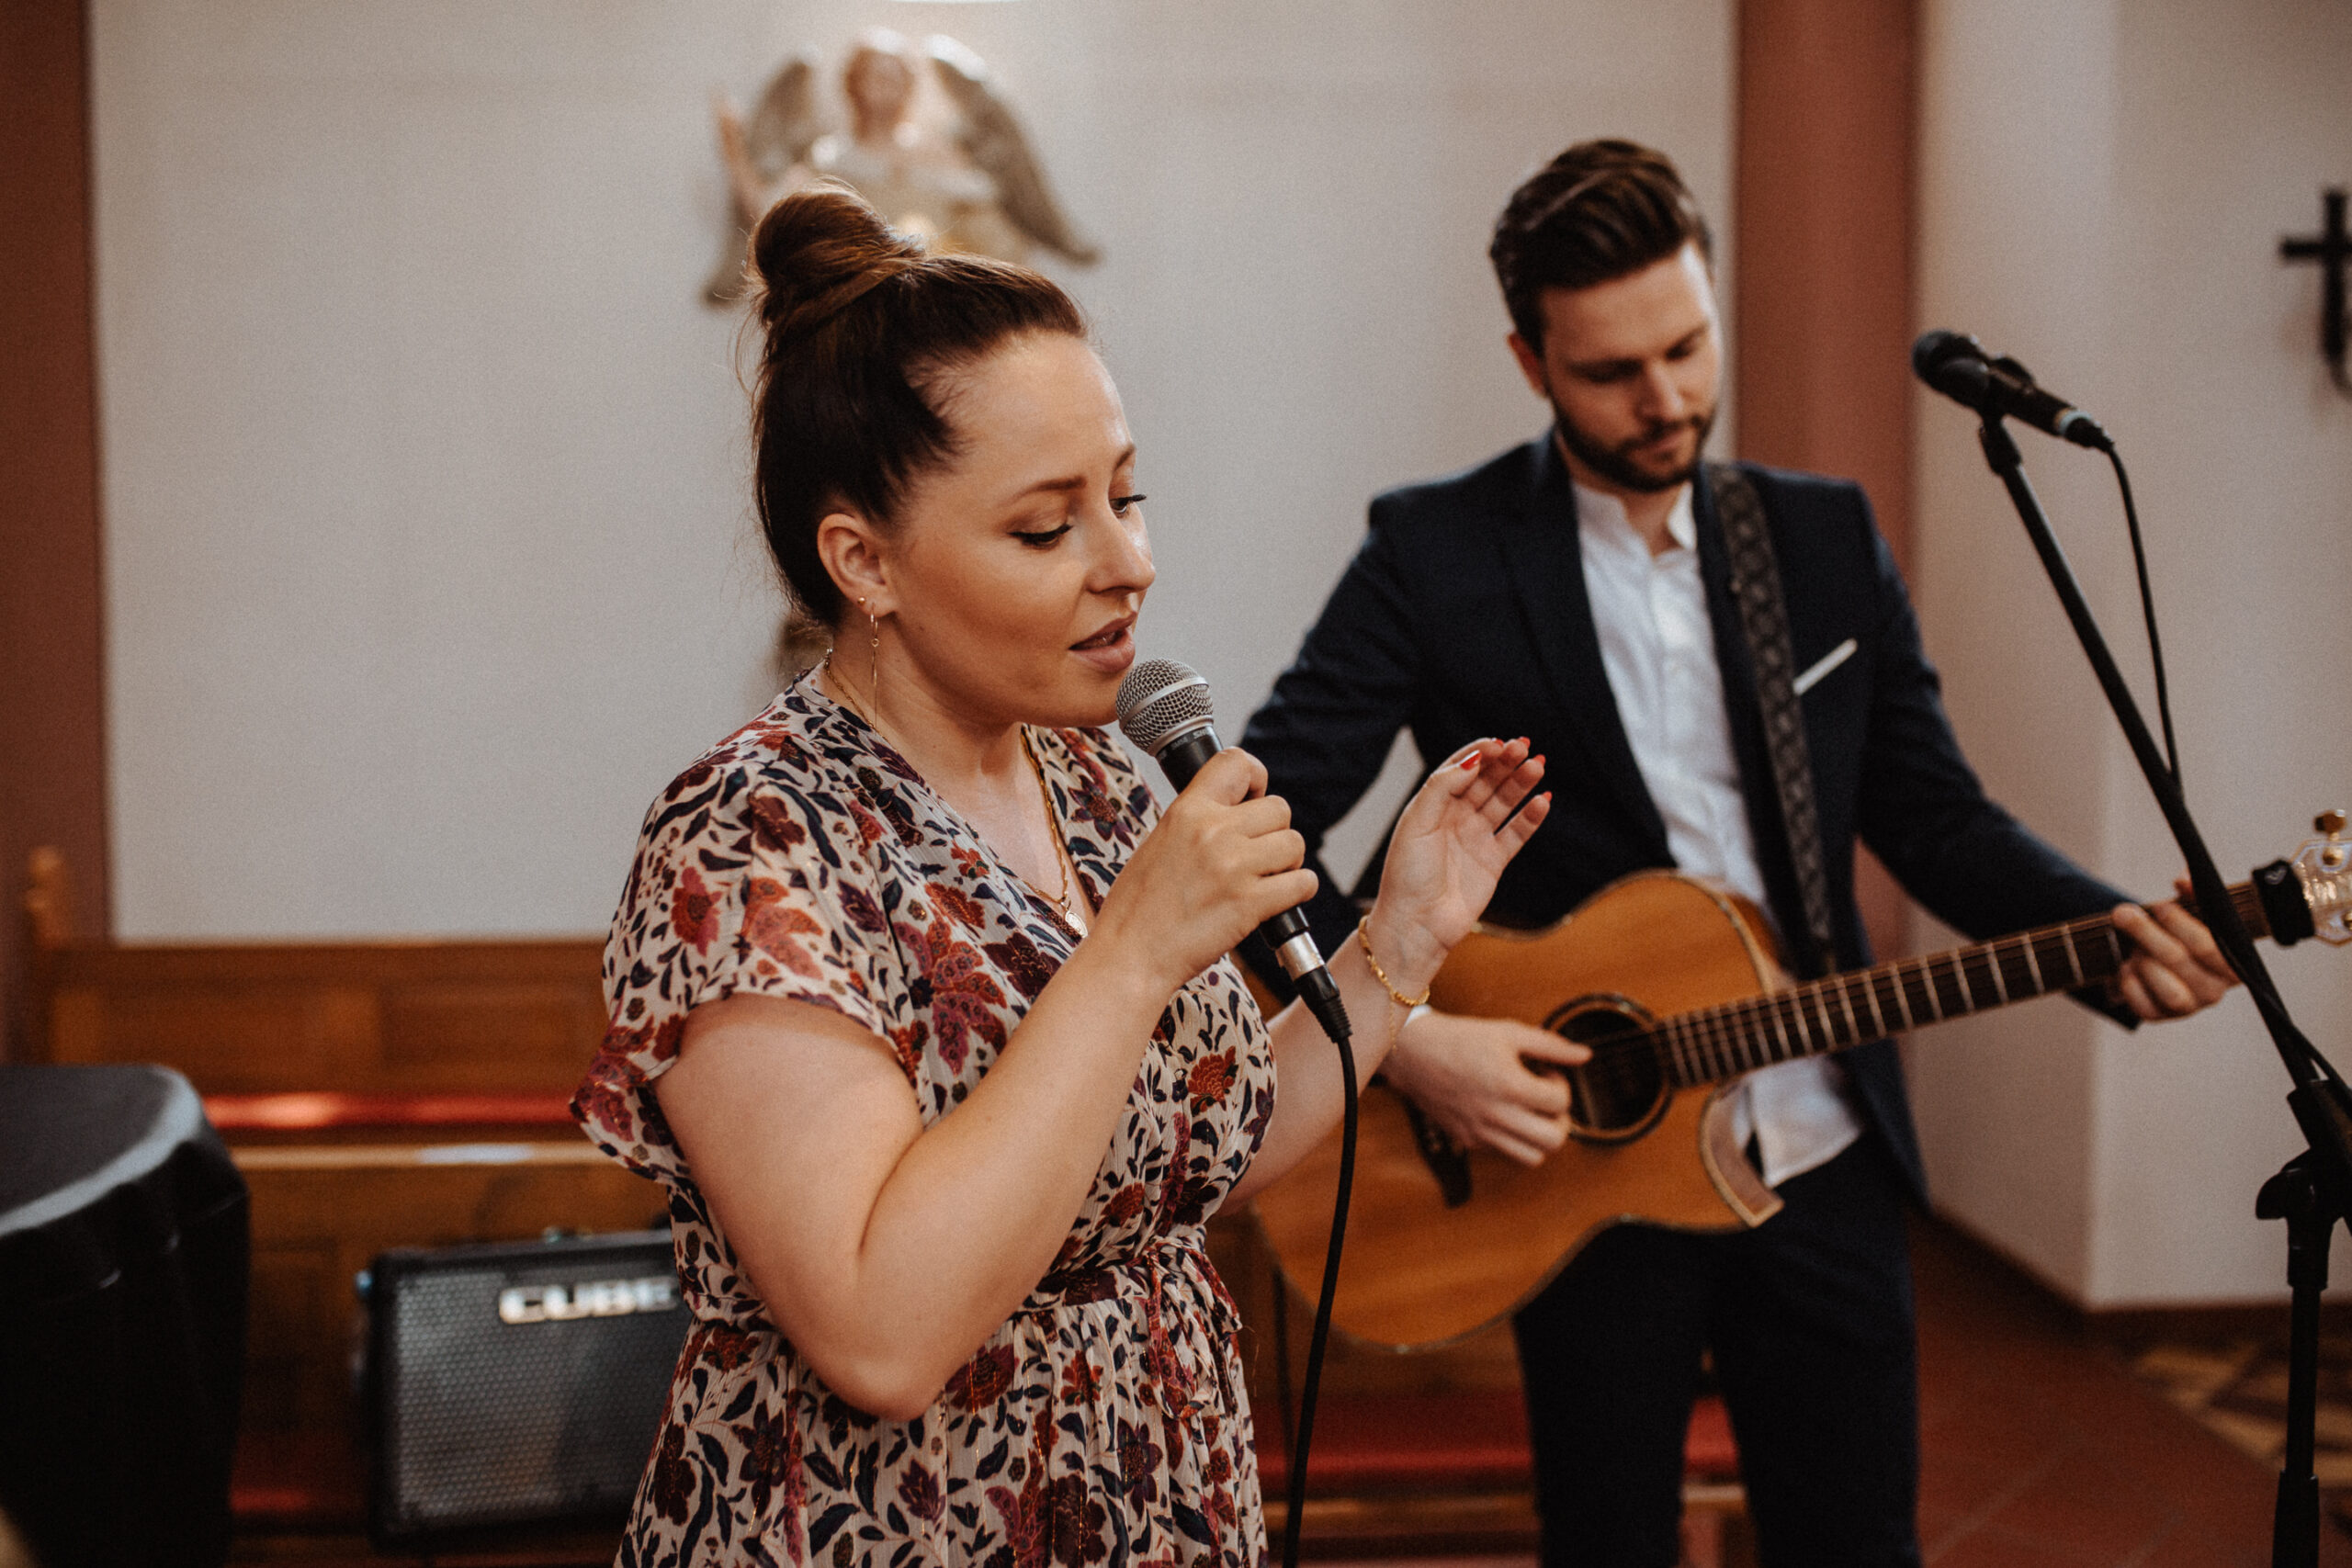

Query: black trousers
[1511,1139,1922,1568]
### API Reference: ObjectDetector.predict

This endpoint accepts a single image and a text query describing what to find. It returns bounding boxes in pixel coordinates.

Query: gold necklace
[829,660,1077,923]
[823,652,887,741]
[1020,728,1077,920]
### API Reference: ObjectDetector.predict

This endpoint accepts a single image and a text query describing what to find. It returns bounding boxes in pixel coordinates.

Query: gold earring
[863,598,881,709]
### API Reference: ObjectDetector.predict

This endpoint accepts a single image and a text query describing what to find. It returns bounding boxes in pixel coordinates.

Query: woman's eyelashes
[1008,486,1144,547]
[1011,491,1144,547]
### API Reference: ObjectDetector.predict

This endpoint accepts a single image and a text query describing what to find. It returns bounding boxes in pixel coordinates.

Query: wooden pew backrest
[31,938,606,1096]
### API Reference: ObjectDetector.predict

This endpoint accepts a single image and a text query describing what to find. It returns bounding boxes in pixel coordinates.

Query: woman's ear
[815,510,895,617]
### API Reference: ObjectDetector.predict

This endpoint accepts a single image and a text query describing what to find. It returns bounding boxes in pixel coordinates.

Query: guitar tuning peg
[2306,812,2352,914]
[2316,810,2349,883]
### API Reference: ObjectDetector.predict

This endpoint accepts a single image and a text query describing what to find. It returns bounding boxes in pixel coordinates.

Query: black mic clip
[1912,330,2113,451]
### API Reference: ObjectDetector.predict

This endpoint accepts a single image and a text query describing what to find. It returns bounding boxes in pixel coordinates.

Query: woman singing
[573,185,1556,1566]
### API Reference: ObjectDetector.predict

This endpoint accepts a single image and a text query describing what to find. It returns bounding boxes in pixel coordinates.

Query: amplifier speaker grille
[366,1230,688,1544]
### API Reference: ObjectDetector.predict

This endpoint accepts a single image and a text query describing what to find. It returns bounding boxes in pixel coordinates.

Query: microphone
[1912,330,2112,450]
[1115,658,1351,1043]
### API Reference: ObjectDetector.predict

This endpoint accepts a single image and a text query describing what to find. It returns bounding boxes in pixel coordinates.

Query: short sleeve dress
[573,671,1277,1568]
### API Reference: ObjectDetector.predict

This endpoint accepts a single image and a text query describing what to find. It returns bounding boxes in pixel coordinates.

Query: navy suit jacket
[1239,434,2132,1201]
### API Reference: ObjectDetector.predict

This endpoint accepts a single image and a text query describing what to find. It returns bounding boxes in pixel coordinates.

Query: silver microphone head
[1115,659,1216,758]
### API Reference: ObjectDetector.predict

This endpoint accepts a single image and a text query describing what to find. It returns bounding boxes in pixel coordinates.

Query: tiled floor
[2124,1325,2352,1526]
[1378,1215,2348,1568]
[1910,1217,2344,1568]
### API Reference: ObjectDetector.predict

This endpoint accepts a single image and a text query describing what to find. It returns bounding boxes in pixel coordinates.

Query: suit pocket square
[1793,637,1858,697]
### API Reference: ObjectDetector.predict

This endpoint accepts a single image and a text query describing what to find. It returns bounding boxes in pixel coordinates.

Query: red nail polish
[1460,753,1482,771]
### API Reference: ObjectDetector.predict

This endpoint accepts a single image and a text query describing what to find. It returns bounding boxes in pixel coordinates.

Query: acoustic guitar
[1251,813,2352,1349]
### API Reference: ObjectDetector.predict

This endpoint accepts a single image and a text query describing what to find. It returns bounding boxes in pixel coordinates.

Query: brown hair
[745,183,1087,625]
[1488,140,1713,350]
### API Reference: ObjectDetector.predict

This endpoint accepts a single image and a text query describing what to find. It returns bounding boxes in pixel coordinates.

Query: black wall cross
[2280,186,2350,394]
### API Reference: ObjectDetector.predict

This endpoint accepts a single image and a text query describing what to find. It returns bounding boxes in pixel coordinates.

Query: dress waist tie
[1030,1230,1240,1423]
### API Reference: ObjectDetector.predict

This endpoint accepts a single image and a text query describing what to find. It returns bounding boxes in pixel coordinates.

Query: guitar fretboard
[1651,882,2264,1086]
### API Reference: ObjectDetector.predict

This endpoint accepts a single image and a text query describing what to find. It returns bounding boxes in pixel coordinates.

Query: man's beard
[1551,401,1716,494]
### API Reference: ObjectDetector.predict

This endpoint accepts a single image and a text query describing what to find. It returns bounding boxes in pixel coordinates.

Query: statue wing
[705,55,825,305]
[925,38,1101,266]
[745,56,824,175]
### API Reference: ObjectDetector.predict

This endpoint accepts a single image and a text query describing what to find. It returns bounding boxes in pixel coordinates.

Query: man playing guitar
[1239,140,2235,1566]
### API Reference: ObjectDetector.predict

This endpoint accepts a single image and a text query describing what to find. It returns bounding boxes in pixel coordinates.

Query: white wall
[1910,0,2352,1304]
[92,0,1733,940]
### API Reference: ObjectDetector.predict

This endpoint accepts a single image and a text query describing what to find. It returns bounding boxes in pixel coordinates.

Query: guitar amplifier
[361,1229,689,1545]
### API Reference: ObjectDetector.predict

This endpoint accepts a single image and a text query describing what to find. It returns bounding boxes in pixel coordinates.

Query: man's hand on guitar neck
[2109,882,2237,1021]
[1379,1010,1589,1167]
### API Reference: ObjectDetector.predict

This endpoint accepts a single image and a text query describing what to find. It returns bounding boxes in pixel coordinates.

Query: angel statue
[702,28,1100,304]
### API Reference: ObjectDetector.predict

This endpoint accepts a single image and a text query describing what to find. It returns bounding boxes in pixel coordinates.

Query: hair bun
[741,178,1083,630]
[749,183,926,337]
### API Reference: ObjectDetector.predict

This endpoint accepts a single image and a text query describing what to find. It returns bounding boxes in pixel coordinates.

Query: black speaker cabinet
[362,1229,688,1545]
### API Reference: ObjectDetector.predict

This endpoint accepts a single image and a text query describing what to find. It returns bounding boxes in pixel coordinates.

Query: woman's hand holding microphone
[1087,747,1317,1004]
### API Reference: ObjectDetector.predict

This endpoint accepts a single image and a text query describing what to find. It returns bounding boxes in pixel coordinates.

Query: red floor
[1909,1216,2346,1568]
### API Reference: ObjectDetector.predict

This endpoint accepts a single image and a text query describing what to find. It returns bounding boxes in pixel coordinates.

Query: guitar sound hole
[1549,1001,1667,1143]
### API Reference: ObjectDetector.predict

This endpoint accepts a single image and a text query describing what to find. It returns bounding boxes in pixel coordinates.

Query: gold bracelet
[1355,916,1430,1010]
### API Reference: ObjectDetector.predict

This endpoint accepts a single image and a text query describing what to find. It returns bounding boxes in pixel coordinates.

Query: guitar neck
[1657,880,2267,1086]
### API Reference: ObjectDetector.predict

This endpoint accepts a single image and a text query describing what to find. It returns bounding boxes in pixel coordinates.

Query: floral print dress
[573,672,1275,1568]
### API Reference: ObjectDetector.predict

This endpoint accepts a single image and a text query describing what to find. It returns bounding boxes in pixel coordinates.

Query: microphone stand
[1970,410,2352,1568]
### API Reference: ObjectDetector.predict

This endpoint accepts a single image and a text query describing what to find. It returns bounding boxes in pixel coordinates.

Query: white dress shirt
[1575,479,1862,1189]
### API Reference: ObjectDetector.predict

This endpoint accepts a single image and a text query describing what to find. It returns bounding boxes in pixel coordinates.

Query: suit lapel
[1500,434,1669,854]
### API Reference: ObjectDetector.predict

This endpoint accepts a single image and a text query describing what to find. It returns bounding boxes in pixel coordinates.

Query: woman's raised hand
[1091,748,1317,999]
[1362,739,1550,996]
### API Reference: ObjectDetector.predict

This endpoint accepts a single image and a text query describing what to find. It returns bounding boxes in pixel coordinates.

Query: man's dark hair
[1488,140,1713,350]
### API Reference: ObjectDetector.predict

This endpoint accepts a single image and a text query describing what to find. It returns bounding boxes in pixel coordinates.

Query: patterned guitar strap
[1705,461,1838,978]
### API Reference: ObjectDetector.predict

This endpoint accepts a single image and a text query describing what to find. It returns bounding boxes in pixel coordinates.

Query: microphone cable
[2097,444,2343,1089]
[2105,446,2179,783]
[1277,999,1357,1568]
